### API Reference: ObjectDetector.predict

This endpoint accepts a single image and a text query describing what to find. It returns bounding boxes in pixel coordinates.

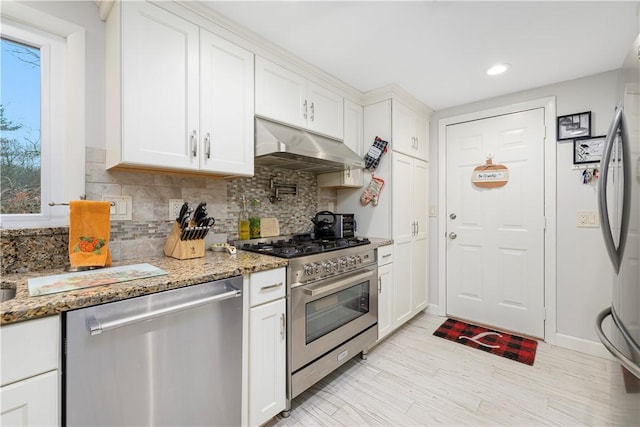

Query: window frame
[0,3,85,229]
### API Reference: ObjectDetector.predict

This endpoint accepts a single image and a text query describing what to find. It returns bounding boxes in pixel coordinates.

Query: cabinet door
[307,82,344,139]
[391,100,415,156]
[412,160,429,313]
[377,262,394,341]
[392,152,414,325]
[1,371,58,427]
[121,1,199,169]
[200,30,254,176]
[414,114,429,162]
[249,299,286,426]
[255,57,307,129]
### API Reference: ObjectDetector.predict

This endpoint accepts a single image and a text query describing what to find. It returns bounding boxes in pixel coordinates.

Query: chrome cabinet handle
[88,288,241,336]
[190,130,197,157]
[449,232,457,240]
[415,136,419,150]
[310,102,315,121]
[378,277,382,294]
[381,253,392,258]
[260,282,283,292]
[204,132,211,159]
[346,166,351,178]
[280,313,285,340]
[416,221,419,234]
[303,100,308,120]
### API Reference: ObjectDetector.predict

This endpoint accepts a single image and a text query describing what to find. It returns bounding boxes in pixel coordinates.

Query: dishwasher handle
[88,288,241,336]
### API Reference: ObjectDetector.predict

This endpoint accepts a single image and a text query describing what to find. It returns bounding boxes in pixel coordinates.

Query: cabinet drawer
[249,268,286,307]
[1,316,59,386]
[377,245,394,266]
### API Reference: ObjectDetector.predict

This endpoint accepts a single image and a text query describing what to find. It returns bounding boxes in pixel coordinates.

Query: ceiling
[200,1,639,111]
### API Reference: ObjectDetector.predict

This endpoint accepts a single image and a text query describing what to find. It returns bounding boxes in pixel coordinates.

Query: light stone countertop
[1,250,287,326]
[1,239,393,326]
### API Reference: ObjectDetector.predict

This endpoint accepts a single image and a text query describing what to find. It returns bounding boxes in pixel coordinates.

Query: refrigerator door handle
[595,306,640,378]
[598,104,632,274]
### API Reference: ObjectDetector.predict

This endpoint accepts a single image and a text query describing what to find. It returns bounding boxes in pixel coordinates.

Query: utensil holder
[164,223,205,260]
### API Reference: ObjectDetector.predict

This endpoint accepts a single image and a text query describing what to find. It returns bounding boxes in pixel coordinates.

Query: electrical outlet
[576,211,599,228]
[169,199,184,220]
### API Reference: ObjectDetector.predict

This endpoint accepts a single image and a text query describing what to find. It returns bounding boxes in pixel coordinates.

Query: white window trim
[0,1,85,229]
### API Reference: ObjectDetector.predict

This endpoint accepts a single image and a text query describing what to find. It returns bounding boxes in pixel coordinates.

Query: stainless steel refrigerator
[595,35,640,383]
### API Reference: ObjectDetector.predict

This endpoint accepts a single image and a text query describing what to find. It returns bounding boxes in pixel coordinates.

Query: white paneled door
[446,108,546,338]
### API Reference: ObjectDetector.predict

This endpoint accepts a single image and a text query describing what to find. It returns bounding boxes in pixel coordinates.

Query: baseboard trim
[554,333,616,361]
[426,303,443,316]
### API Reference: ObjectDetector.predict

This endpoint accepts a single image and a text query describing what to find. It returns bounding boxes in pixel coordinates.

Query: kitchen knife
[193,202,207,224]
[177,202,189,224]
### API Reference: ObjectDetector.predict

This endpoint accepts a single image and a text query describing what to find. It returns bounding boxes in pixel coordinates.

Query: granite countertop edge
[1,239,393,326]
[1,250,288,326]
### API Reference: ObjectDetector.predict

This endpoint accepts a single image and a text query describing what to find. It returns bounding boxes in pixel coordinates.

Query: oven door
[290,267,378,372]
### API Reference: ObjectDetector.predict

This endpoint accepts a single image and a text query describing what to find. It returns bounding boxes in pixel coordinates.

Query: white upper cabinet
[199,31,254,175]
[106,1,254,176]
[255,56,344,139]
[392,99,429,161]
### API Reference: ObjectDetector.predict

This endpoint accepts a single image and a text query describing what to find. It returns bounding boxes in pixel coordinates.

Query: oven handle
[302,269,376,297]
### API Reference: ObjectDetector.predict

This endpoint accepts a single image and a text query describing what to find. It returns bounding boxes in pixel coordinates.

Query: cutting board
[260,218,280,238]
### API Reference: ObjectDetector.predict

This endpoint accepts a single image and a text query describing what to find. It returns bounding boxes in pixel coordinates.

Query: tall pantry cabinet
[336,94,431,337]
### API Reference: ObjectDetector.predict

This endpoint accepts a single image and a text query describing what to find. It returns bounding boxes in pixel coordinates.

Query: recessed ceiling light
[486,63,511,76]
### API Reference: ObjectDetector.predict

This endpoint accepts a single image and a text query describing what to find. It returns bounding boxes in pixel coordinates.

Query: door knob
[449,232,457,240]
[450,213,457,220]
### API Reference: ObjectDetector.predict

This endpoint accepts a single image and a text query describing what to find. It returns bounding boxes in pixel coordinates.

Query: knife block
[164,222,205,260]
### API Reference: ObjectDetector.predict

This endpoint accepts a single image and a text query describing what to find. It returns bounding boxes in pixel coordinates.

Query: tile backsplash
[0,148,339,274]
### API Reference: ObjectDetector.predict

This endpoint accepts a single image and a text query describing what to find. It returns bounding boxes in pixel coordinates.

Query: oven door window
[306,281,370,344]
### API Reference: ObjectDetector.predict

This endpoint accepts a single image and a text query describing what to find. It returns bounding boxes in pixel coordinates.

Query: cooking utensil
[193,202,207,224]
[177,202,189,224]
[312,211,337,239]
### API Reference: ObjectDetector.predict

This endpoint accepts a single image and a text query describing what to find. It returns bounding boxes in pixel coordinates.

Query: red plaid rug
[433,318,538,366]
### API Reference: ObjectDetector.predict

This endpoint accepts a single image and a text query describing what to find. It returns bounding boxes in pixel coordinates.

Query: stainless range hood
[254,117,365,174]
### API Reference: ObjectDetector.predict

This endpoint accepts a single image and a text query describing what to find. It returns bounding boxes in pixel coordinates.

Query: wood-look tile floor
[269,313,640,426]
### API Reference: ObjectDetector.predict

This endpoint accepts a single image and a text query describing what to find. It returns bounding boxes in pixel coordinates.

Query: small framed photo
[557,111,591,141]
[573,135,606,164]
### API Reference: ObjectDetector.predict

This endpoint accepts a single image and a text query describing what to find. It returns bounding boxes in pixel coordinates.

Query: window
[0,3,85,228]
[1,36,43,214]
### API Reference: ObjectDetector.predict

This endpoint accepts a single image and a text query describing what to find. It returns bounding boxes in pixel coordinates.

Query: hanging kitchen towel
[69,200,112,268]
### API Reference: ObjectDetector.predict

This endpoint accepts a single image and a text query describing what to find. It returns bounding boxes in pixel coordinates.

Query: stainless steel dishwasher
[63,276,243,426]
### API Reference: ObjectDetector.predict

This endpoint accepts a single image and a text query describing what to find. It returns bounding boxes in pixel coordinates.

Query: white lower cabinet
[376,245,394,341]
[0,316,60,427]
[0,371,58,427]
[248,268,286,426]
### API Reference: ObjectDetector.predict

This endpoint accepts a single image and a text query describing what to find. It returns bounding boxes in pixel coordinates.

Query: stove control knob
[322,261,332,273]
[347,256,356,266]
[304,264,314,276]
[354,255,362,264]
[313,263,321,274]
[339,257,348,268]
[330,260,339,270]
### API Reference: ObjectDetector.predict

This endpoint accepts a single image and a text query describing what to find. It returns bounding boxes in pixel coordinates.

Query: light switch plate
[104,195,132,221]
[576,211,599,228]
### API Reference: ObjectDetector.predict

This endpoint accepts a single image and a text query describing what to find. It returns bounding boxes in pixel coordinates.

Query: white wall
[430,70,619,346]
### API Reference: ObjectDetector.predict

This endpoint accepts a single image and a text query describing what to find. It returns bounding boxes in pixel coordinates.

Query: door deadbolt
[449,213,457,220]
[449,232,457,240]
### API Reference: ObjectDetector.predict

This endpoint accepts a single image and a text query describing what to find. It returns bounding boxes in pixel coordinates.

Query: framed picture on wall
[557,111,591,141]
[573,135,606,164]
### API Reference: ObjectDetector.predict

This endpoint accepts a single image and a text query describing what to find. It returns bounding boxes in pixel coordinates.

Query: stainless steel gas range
[238,234,378,415]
